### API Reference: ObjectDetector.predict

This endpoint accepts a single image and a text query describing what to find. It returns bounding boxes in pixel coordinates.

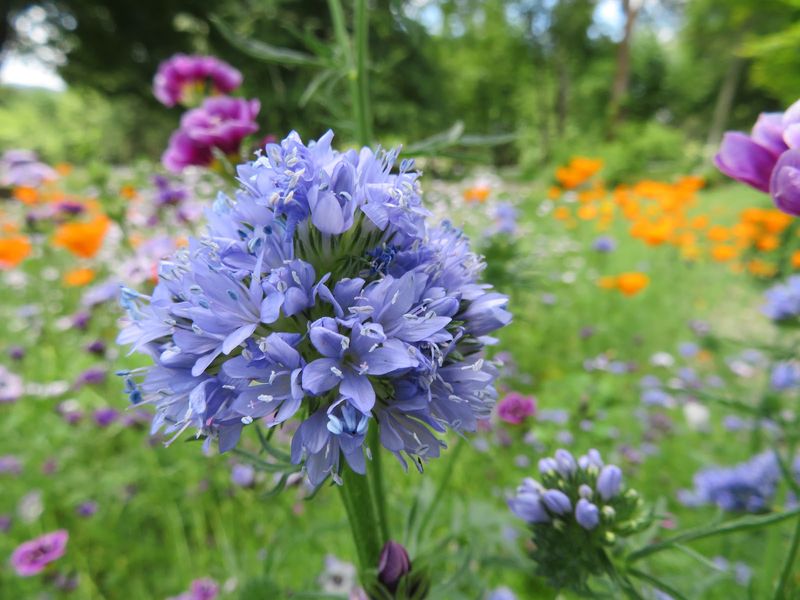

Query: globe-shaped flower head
[119,130,511,485]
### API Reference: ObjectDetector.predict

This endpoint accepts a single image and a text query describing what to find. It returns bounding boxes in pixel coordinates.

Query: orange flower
[577,204,598,220]
[747,259,777,277]
[13,186,39,205]
[762,211,791,234]
[55,163,73,176]
[615,272,649,296]
[641,220,673,246]
[681,244,700,261]
[598,276,617,289]
[792,250,800,270]
[553,206,571,221]
[63,267,96,287]
[707,226,730,243]
[555,157,603,189]
[547,186,562,200]
[463,185,490,203]
[690,215,709,230]
[755,235,779,252]
[120,185,138,200]
[0,235,32,269]
[711,245,737,262]
[53,214,110,259]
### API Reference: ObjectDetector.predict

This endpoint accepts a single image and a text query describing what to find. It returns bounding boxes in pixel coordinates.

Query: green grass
[1,179,798,599]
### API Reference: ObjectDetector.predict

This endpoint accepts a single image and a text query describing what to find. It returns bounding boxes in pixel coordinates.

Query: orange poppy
[615,272,649,296]
[463,185,490,203]
[711,245,737,262]
[53,214,110,259]
[0,235,32,269]
[13,186,39,205]
[63,267,96,287]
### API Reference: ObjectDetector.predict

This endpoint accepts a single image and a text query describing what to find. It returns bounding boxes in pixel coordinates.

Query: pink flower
[153,54,242,107]
[497,392,536,425]
[162,97,260,172]
[10,529,68,576]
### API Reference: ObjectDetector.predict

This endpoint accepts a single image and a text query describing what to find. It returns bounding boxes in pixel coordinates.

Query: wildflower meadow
[3,1,800,598]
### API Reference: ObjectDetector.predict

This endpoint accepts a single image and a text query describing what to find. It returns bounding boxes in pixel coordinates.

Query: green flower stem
[326,0,373,146]
[416,437,465,538]
[773,514,800,599]
[627,505,800,564]
[367,425,391,542]
[354,0,373,145]
[339,465,383,579]
[628,568,688,600]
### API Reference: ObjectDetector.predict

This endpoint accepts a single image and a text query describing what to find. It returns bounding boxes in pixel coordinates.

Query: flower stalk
[339,464,383,586]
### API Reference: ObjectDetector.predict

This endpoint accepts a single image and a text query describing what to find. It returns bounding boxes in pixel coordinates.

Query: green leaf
[210,15,322,67]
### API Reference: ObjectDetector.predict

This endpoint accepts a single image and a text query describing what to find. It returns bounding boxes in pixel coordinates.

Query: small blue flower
[575,498,600,530]
[597,465,623,500]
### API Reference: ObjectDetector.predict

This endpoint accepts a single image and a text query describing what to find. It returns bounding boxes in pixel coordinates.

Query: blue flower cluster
[679,451,781,512]
[508,449,650,592]
[118,131,511,485]
[763,275,800,321]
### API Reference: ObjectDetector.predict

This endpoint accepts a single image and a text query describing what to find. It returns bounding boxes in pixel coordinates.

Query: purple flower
[680,452,781,512]
[508,479,550,524]
[231,463,255,488]
[57,400,83,425]
[0,366,23,403]
[715,131,778,192]
[715,100,800,215]
[592,236,616,253]
[0,514,11,532]
[487,587,516,600]
[597,465,623,500]
[763,276,800,321]
[75,367,107,388]
[153,54,242,107]
[577,449,604,470]
[8,346,25,361]
[771,361,800,391]
[71,311,91,330]
[168,577,219,600]
[119,130,510,486]
[497,392,536,425]
[153,174,187,207]
[771,148,800,215]
[0,455,22,475]
[85,340,107,356]
[10,530,69,576]
[76,500,98,517]
[575,498,600,530]
[377,540,411,591]
[554,449,577,477]
[93,407,119,427]
[0,149,56,187]
[542,489,572,515]
[162,97,260,172]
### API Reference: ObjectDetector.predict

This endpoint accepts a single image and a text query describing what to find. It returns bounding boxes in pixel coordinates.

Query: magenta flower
[168,577,219,600]
[497,392,536,425]
[162,97,260,172]
[153,54,242,107]
[10,530,69,576]
[715,99,800,215]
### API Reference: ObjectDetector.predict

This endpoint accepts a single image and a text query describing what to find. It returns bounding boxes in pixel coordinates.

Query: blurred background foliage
[1,0,800,181]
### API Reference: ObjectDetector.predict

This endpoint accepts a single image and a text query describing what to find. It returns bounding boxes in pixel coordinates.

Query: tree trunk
[706,55,745,149]
[607,0,640,137]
